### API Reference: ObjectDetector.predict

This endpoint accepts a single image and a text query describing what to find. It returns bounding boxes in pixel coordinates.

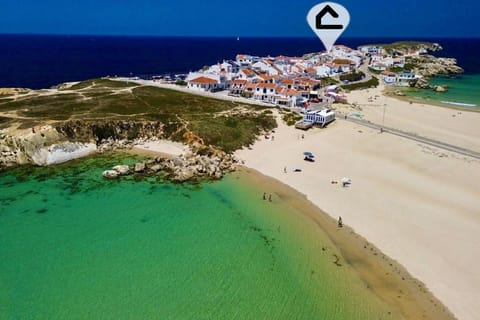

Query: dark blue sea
[0,34,479,89]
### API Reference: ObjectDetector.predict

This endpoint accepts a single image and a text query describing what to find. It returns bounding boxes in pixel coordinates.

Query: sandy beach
[130,139,189,157]
[235,90,480,320]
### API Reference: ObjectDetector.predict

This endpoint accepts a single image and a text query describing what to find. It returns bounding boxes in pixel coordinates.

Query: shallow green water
[0,155,397,319]
[402,73,480,108]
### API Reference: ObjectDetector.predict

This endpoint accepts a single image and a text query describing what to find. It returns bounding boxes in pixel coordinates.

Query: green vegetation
[339,71,365,82]
[281,111,303,126]
[0,79,276,153]
[319,77,339,86]
[175,80,187,86]
[368,67,382,74]
[389,64,414,73]
[341,77,379,91]
[66,78,137,91]
[363,41,439,55]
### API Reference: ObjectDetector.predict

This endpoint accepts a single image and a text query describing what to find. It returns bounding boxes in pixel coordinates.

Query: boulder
[150,164,162,172]
[434,85,446,92]
[134,162,146,173]
[112,165,130,175]
[103,170,119,179]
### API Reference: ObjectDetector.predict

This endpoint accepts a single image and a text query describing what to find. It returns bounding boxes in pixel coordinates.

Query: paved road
[341,115,480,160]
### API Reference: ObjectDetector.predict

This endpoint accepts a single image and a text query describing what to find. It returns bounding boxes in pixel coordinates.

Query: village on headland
[149,41,463,128]
[0,41,466,176]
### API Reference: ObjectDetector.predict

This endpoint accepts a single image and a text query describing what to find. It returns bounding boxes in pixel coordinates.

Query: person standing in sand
[263,192,266,200]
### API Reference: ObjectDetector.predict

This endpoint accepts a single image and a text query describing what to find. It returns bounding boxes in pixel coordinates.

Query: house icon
[316,5,343,30]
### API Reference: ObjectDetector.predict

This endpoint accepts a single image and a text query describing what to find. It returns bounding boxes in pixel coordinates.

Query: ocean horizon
[1,34,479,89]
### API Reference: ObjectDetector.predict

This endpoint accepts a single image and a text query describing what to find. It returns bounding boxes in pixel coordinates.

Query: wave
[440,101,477,107]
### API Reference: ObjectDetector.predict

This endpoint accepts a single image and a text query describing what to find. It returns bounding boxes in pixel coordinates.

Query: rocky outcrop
[104,153,237,183]
[0,88,31,95]
[410,78,432,89]
[30,142,97,166]
[407,55,464,77]
[1,118,236,184]
[434,85,447,92]
[56,120,164,143]
[0,120,166,170]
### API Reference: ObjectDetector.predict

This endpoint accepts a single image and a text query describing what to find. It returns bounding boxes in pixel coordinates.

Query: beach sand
[235,95,480,320]
[239,167,455,320]
[129,140,189,158]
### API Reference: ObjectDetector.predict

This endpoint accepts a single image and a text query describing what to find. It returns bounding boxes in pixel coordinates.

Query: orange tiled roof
[233,79,247,84]
[241,69,254,76]
[257,83,277,88]
[189,77,218,84]
[281,79,294,85]
[283,89,300,95]
[332,59,352,65]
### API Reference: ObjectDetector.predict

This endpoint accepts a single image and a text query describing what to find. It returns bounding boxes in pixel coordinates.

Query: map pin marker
[307,2,350,53]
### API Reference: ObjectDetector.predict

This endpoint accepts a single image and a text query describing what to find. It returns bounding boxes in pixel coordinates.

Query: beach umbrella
[303,152,314,157]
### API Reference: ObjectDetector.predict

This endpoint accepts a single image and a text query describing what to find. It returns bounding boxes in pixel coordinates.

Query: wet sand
[238,166,455,320]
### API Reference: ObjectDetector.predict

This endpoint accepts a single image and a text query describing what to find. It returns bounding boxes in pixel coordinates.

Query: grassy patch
[341,77,379,91]
[1,80,277,152]
[282,111,303,126]
[340,71,365,82]
[66,78,137,91]
[320,77,339,86]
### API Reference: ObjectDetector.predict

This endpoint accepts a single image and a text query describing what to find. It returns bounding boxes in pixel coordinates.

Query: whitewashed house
[359,45,384,55]
[236,54,254,65]
[187,76,221,92]
[381,71,397,84]
[397,71,416,85]
[229,79,247,95]
[253,82,277,103]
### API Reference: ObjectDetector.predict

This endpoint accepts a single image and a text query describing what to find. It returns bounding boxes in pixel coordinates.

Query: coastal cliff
[0,118,240,181]
[0,120,162,168]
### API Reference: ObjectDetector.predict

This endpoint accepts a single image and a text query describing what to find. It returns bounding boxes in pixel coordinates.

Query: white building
[304,109,335,127]
[397,71,416,85]
[359,45,384,55]
[187,76,221,92]
[381,71,397,84]
[253,82,277,103]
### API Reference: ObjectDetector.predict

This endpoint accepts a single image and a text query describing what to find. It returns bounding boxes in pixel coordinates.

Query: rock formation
[103,152,237,183]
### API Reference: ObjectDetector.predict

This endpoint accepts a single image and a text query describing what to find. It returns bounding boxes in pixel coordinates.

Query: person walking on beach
[301,134,304,139]
[338,216,343,228]
[268,194,272,202]
[263,192,266,200]
[284,166,287,173]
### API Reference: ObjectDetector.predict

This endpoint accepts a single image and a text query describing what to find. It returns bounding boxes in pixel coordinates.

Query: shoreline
[383,86,480,113]
[237,166,455,319]
[2,77,479,318]
[235,102,480,320]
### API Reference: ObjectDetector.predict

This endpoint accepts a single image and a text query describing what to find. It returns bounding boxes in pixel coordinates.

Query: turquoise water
[403,74,480,108]
[0,155,397,319]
